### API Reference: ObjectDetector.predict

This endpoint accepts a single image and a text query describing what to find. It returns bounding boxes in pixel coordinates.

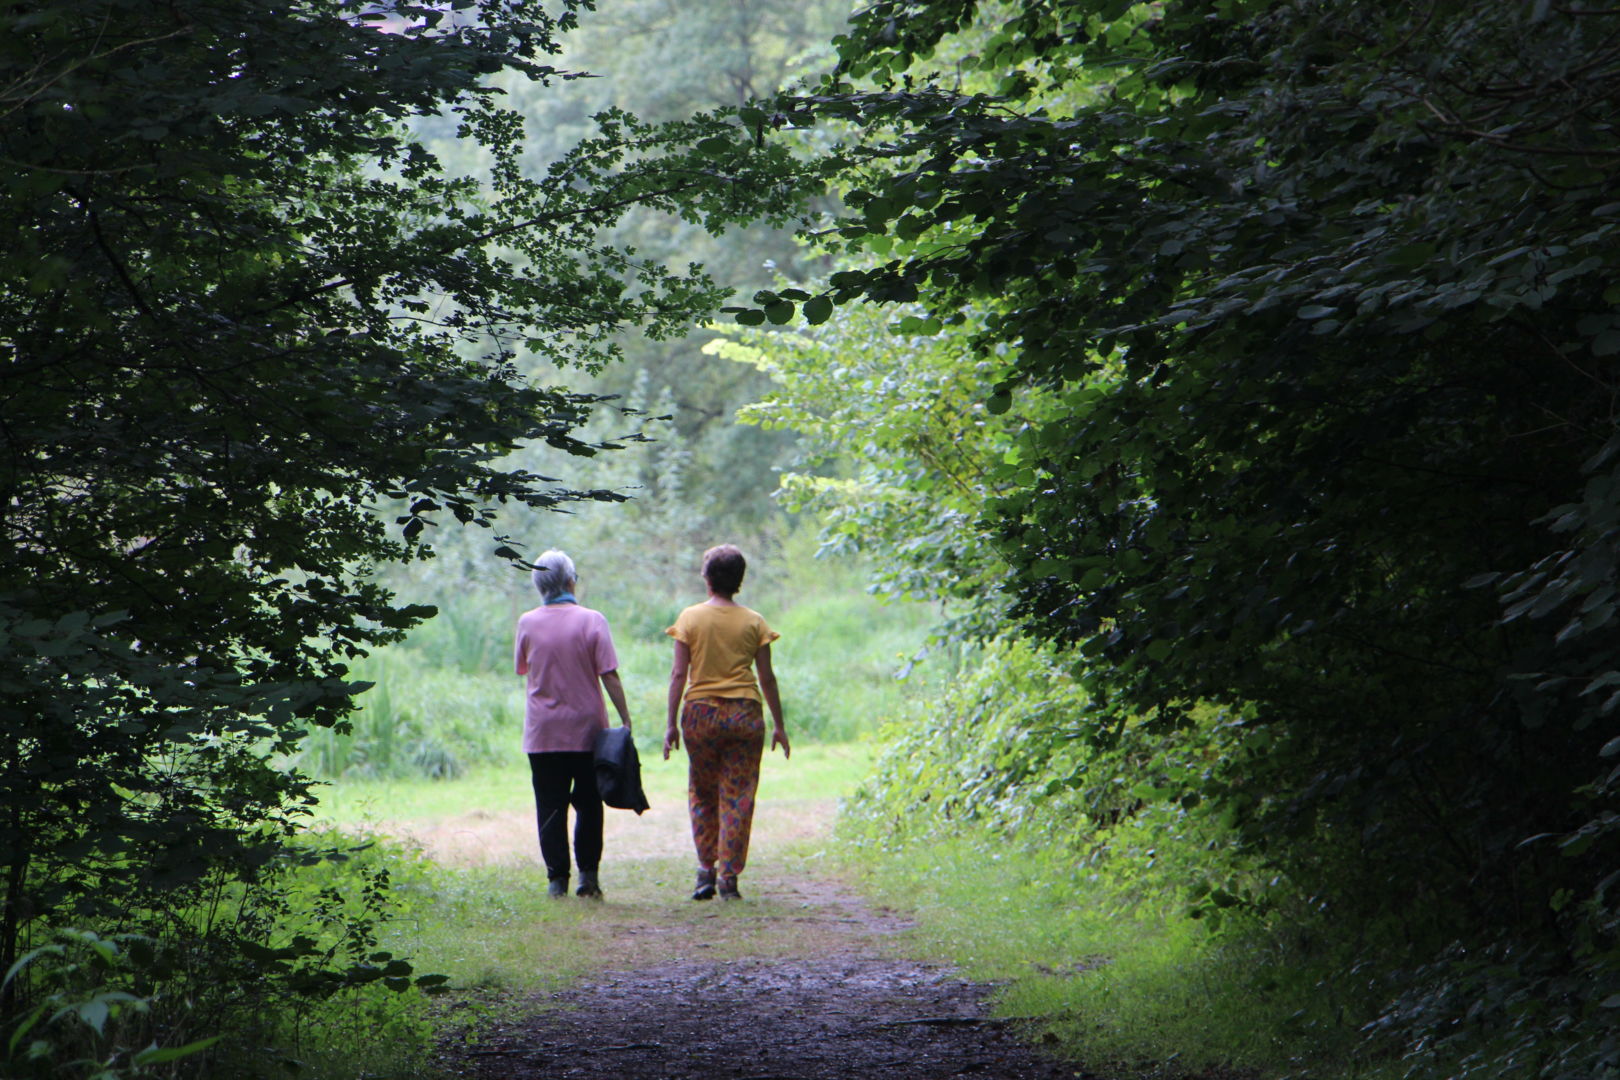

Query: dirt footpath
[447,873,1086,1080]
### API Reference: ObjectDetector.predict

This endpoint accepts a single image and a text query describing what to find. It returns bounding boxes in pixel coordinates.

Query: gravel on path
[448,874,1090,1080]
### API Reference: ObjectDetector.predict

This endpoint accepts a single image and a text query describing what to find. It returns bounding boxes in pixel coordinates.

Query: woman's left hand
[771,725,791,760]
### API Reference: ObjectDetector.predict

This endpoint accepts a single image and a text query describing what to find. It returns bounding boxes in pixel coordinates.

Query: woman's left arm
[756,643,789,760]
[599,669,631,731]
[664,639,690,760]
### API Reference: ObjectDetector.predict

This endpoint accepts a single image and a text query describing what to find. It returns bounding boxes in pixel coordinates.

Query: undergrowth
[849,826,1374,1079]
[839,638,1383,1080]
[2,832,445,1080]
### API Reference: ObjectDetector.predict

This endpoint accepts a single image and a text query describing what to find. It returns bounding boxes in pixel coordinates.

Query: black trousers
[528,751,602,882]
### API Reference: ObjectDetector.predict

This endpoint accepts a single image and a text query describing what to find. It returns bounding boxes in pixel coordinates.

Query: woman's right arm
[664,638,690,760]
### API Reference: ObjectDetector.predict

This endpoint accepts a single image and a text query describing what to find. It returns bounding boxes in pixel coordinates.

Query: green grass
[844,827,1367,1080]
[372,850,846,998]
[308,741,874,827]
[306,743,877,1006]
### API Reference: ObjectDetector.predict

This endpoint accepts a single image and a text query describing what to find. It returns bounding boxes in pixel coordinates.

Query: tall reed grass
[296,527,935,780]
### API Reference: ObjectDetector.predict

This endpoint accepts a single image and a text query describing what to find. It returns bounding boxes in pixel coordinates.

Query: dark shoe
[691,867,716,901]
[718,874,741,901]
[576,871,603,900]
[547,877,569,899]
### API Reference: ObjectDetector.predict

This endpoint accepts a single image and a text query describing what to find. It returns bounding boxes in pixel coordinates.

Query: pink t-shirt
[514,603,619,753]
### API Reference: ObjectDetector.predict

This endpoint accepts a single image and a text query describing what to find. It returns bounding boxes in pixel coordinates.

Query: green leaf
[3,945,64,990]
[133,1036,223,1066]
[72,999,108,1035]
[803,296,834,325]
[1384,242,1436,268]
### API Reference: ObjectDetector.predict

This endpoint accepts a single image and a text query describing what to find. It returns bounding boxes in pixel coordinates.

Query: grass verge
[844,827,1369,1080]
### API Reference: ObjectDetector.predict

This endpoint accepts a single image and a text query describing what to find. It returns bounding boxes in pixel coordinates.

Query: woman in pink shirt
[514,550,632,899]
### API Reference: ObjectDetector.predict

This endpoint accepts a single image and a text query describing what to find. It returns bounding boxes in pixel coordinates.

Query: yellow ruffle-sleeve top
[666,603,780,702]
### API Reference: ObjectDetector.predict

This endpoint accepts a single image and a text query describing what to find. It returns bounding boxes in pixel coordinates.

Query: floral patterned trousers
[681,697,765,878]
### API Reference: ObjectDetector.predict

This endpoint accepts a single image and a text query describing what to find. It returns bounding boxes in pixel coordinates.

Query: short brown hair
[701,544,747,596]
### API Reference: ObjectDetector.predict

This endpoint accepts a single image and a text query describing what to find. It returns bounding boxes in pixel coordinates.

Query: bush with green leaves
[740,1,1620,1073]
[844,638,1258,918]
[841,638,1381,1074]
[2,930,219,1079]
[0,0,819,1071]
[1,838,443,1079]
[713,299,1032,637]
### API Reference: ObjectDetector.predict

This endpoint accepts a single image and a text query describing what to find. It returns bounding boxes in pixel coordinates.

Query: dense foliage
[731,1,1620,1074]
[0,1,812,1073]
[713,301,1030,634]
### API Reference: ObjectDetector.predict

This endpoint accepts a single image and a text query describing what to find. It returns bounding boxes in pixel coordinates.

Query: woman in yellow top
[662,544,788,900]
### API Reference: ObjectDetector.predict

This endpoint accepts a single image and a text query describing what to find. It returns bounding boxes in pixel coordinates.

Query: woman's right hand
[663,726,680,760]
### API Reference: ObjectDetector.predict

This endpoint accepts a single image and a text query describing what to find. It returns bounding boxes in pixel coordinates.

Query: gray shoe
[547,877,569,899]
[576,870,603,899]
[718,874,741,901]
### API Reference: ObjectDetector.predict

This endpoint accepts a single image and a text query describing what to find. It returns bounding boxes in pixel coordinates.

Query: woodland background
[2,2,1617,1079]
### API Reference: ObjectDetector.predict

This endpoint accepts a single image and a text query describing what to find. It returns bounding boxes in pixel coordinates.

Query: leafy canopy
[0,0,814,1066]
[734,1,1620,1073]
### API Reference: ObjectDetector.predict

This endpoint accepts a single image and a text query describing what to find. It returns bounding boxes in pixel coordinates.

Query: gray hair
[531,549,577,600]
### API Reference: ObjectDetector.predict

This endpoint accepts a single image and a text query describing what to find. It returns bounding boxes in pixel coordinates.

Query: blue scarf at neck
[544,592,577,606]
